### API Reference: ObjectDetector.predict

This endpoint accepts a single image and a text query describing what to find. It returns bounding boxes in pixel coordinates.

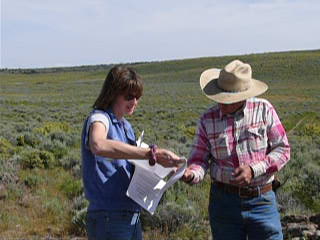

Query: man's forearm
[250,143,290,177]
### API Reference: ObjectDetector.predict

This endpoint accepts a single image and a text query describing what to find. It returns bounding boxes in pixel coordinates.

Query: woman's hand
[155,149,185,168]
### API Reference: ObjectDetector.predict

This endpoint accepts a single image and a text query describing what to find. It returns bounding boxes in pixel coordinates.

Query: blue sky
[1,0,320,68]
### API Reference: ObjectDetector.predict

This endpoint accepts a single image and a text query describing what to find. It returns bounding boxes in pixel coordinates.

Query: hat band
[216,84,250,93]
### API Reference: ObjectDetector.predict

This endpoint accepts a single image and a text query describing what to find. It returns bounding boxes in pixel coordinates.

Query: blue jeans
[209,184,283,240]
[86,210,142,240]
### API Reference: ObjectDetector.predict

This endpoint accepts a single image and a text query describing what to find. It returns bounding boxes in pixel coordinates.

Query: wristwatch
[149,144,157,166]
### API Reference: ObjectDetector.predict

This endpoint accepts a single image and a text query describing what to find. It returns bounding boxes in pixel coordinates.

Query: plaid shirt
[188,97,290,186]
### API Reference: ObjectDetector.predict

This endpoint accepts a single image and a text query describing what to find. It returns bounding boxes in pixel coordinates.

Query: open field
[1,49,320,239]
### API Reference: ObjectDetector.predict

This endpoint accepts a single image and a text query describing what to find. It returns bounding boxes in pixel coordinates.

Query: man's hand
[181,168,195,184]
[230,165,254,186]
[156,149,185,168]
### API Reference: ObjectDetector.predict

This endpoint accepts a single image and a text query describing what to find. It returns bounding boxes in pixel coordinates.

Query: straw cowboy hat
[200,60,268,104]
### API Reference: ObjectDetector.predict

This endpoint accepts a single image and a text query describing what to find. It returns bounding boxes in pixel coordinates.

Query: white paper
[126,131,187,214]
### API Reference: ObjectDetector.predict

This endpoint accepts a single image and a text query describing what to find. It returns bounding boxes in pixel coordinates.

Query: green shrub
[16,135,25,146]
[59,149,80,170]
[59,178,83,199]
[71,164,82,178]
[20,149,56,169]
[49,132,78,147]
[71,208,87,235]
[141,199,199,233]
[0,154,20,185]
[0,137,18,183]
[182,126,196,138]
[16,132,42,147]
[69,195,89,235]
[300,123,320,137]
[21,171,43,188]
[72,194,89,211]
[40,139,68,159]
[171,224,210,240]
[277,134,320,215]
[0,212,10,232]
[34,121,72,135]
[6,182,25,201]
[282,112,317,132]
[43,197,66,222]
[15,123,33,133]
[294,168,320,212]
[0,137,14,155]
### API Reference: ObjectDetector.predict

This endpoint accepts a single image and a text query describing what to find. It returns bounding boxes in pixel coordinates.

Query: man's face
[219,101,246,115]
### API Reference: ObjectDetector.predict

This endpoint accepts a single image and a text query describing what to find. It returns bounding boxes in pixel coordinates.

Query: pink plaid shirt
[188,97,290,186]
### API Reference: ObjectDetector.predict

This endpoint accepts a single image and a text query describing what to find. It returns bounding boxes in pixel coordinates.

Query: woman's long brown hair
[93,66,143,111]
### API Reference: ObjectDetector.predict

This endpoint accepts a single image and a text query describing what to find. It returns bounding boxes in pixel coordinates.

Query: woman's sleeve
[85,112,110,147]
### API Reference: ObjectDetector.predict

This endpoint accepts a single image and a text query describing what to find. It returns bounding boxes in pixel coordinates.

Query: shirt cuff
[250,162,267,178]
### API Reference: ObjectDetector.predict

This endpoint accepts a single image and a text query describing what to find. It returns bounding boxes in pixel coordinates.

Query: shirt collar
[106,109,123,124]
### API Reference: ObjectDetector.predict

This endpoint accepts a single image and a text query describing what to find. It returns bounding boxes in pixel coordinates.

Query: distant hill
[1,49,319,75]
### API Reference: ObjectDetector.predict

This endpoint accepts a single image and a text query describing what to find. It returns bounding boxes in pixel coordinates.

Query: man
[182,60,290,240]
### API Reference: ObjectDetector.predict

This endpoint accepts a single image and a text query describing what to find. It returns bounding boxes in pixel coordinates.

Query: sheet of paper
[127,159,186,214]
[126,166,165,214]
[126,131,187,214]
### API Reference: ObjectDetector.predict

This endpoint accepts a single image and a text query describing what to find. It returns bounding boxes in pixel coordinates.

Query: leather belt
[213,181,272,198]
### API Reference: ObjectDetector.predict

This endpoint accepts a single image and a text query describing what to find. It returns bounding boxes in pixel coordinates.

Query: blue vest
[81,109,141,212]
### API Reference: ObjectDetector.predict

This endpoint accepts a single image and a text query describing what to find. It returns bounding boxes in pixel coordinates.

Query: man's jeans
[86,210,142,240]
[209,184,283,240]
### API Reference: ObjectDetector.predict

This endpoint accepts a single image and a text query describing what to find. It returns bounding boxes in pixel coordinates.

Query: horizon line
[1,48,319,71]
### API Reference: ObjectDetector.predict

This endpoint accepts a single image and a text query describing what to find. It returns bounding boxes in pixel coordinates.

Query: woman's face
[113,93,140,117]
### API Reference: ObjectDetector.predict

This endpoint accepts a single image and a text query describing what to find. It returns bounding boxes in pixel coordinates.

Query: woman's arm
[89,122,183,167]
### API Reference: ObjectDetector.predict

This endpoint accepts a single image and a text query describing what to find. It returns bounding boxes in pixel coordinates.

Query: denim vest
[81,109,141,212]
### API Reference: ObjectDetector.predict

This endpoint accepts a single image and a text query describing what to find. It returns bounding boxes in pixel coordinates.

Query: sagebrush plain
[1,50,320,239]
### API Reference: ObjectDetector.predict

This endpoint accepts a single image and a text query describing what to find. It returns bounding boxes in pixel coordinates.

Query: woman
[81,66,182,240]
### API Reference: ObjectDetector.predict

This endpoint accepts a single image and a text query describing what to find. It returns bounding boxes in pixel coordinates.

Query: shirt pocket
[243,125,268,152]
[209,132,231,159]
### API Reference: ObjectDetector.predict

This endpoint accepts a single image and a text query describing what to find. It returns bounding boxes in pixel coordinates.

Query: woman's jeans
[209,184,283,240]
[86,210,142,240]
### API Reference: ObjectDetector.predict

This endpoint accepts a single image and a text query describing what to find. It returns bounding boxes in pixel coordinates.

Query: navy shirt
[81,109,141,212]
